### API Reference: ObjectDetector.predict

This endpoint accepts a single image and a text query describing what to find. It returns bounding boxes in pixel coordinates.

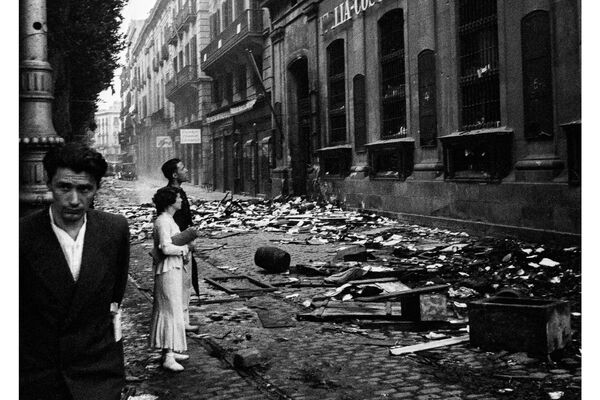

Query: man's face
[174,161,189,183]
[48,168,97,226]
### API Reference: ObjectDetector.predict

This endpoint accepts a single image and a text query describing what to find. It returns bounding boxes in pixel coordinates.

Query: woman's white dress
[149,212,190,352]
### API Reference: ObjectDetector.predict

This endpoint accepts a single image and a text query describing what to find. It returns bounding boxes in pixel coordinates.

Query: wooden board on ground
[356,284,450,302]
[204,274,277,297]
[297,301,404,321]
[389,335,470,355]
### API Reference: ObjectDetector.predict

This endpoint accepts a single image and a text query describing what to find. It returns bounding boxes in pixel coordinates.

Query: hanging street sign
[156,136,173,148]
[180,129,202,144]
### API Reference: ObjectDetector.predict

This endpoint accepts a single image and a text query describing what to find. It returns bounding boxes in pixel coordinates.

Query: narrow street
[95,177,581,400]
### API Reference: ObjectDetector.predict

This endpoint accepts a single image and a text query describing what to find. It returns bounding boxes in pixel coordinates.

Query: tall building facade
[121,0,211,182]
[261,0,580,236]
[93,101,122,162]
[200,0,274,196]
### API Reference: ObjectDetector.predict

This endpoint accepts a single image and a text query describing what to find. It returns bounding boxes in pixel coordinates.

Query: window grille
[418,50,437,146]
[458,0,500,130]
[353,74,367,149]
[522,11,554,139]
[379,10,405,138]
[327,40,346,144]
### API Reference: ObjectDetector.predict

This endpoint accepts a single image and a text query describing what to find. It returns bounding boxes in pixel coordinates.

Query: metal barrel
[254,246,290,272]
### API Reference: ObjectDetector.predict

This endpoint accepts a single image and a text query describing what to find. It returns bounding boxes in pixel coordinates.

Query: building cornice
[132,0,172,57]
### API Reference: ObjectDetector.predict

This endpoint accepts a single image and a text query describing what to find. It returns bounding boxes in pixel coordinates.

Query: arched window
[522,10,554,139]
[379,9,405,138]
[458,0,499,130]
[418,50,437,146]
[327,39,346,144]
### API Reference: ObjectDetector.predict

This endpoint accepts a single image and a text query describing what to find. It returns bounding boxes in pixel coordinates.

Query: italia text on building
[321,0,384,33]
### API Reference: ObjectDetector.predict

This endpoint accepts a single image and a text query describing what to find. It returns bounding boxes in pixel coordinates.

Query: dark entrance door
[289,58,311,196]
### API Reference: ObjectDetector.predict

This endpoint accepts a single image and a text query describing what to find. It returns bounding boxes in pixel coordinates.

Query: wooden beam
[389,335,470,355]
[356,284,450,302]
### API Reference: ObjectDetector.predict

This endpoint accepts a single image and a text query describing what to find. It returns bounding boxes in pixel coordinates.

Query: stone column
[20,0,63,214]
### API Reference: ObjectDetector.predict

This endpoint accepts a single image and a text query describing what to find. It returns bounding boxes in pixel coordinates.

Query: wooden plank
[389,335,470,355]
[346,277,402,285]
[356,284,450,302]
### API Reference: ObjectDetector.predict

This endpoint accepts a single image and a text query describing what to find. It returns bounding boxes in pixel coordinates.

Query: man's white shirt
[49,208,87,282]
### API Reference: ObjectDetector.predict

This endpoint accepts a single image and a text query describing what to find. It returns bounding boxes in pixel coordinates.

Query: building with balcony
[200,0,274,196]
[260,0,580,237]
[121,0,211,183]
[121,20,145,165]
[93,101,122,161]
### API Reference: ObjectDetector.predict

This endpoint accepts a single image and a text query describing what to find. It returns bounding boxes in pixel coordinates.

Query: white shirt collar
[49,207,87,282]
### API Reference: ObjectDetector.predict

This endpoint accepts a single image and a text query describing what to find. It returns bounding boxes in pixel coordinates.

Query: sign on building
[156,136,173,148]
[180,129,202,144]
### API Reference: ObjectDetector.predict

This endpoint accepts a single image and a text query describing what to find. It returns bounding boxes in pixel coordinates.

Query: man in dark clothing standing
[161,158,200,332]
[20,143,130,400]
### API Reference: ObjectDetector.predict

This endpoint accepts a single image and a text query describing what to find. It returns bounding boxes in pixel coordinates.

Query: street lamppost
[19,0,63,215]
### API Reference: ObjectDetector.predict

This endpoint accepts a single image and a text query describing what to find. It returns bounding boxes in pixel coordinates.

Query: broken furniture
[204,274,277,297]
[468,296,571,354]
[356,284,450,321]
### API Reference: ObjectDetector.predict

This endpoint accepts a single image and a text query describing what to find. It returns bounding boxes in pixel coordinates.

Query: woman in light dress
[149,187,194,372]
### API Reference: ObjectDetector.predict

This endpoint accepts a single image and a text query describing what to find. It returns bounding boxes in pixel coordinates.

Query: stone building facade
[262,0,581,237]
[200,0,274,196]
[121,0,211,182]
[93,101,122,161]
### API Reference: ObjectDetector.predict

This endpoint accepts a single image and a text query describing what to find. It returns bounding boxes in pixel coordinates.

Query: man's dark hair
[43,142,108,187]
[152,187,179,214]
[161,158,181,181]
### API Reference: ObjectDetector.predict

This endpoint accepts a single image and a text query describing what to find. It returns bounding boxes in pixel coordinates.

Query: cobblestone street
[96,177,581,400]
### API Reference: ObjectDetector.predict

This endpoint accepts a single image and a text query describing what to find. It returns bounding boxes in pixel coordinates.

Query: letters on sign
[320,0,384,33]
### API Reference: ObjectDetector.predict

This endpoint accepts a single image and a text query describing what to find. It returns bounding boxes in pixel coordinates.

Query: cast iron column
[19,0,63,214]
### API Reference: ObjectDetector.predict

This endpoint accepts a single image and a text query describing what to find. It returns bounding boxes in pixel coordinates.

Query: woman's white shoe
[163,354,184,372]
[173,353,189,361]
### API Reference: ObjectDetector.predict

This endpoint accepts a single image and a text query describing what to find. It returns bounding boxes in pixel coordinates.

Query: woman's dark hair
[43,142,108,187]
[152,187,179,213]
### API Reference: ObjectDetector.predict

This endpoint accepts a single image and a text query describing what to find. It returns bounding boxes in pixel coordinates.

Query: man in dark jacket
[161,158,199,332]
[20,143,130,400]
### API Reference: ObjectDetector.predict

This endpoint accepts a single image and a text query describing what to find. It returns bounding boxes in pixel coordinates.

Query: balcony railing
[175,1,197,32]
[165,64,198,99]
[201,9,264,71]
[167,25,178,45]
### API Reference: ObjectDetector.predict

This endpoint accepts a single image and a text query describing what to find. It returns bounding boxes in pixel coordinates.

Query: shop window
[260,136,275,169]
[327,39,346,144]
[317,146,352,178]
[440,128,512,182]
[562,121,581,186]
[244,139,256,180]
[367,139,414,180]
[522,11,554,139]
[379,10,405,138]
[418,50,437,147]
[353,74,367,150]
[458,0,500,130]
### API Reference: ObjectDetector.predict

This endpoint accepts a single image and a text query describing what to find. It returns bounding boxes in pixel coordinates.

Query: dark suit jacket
[20,209,130,400]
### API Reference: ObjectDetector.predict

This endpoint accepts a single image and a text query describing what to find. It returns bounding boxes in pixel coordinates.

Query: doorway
[288,57,311,196]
